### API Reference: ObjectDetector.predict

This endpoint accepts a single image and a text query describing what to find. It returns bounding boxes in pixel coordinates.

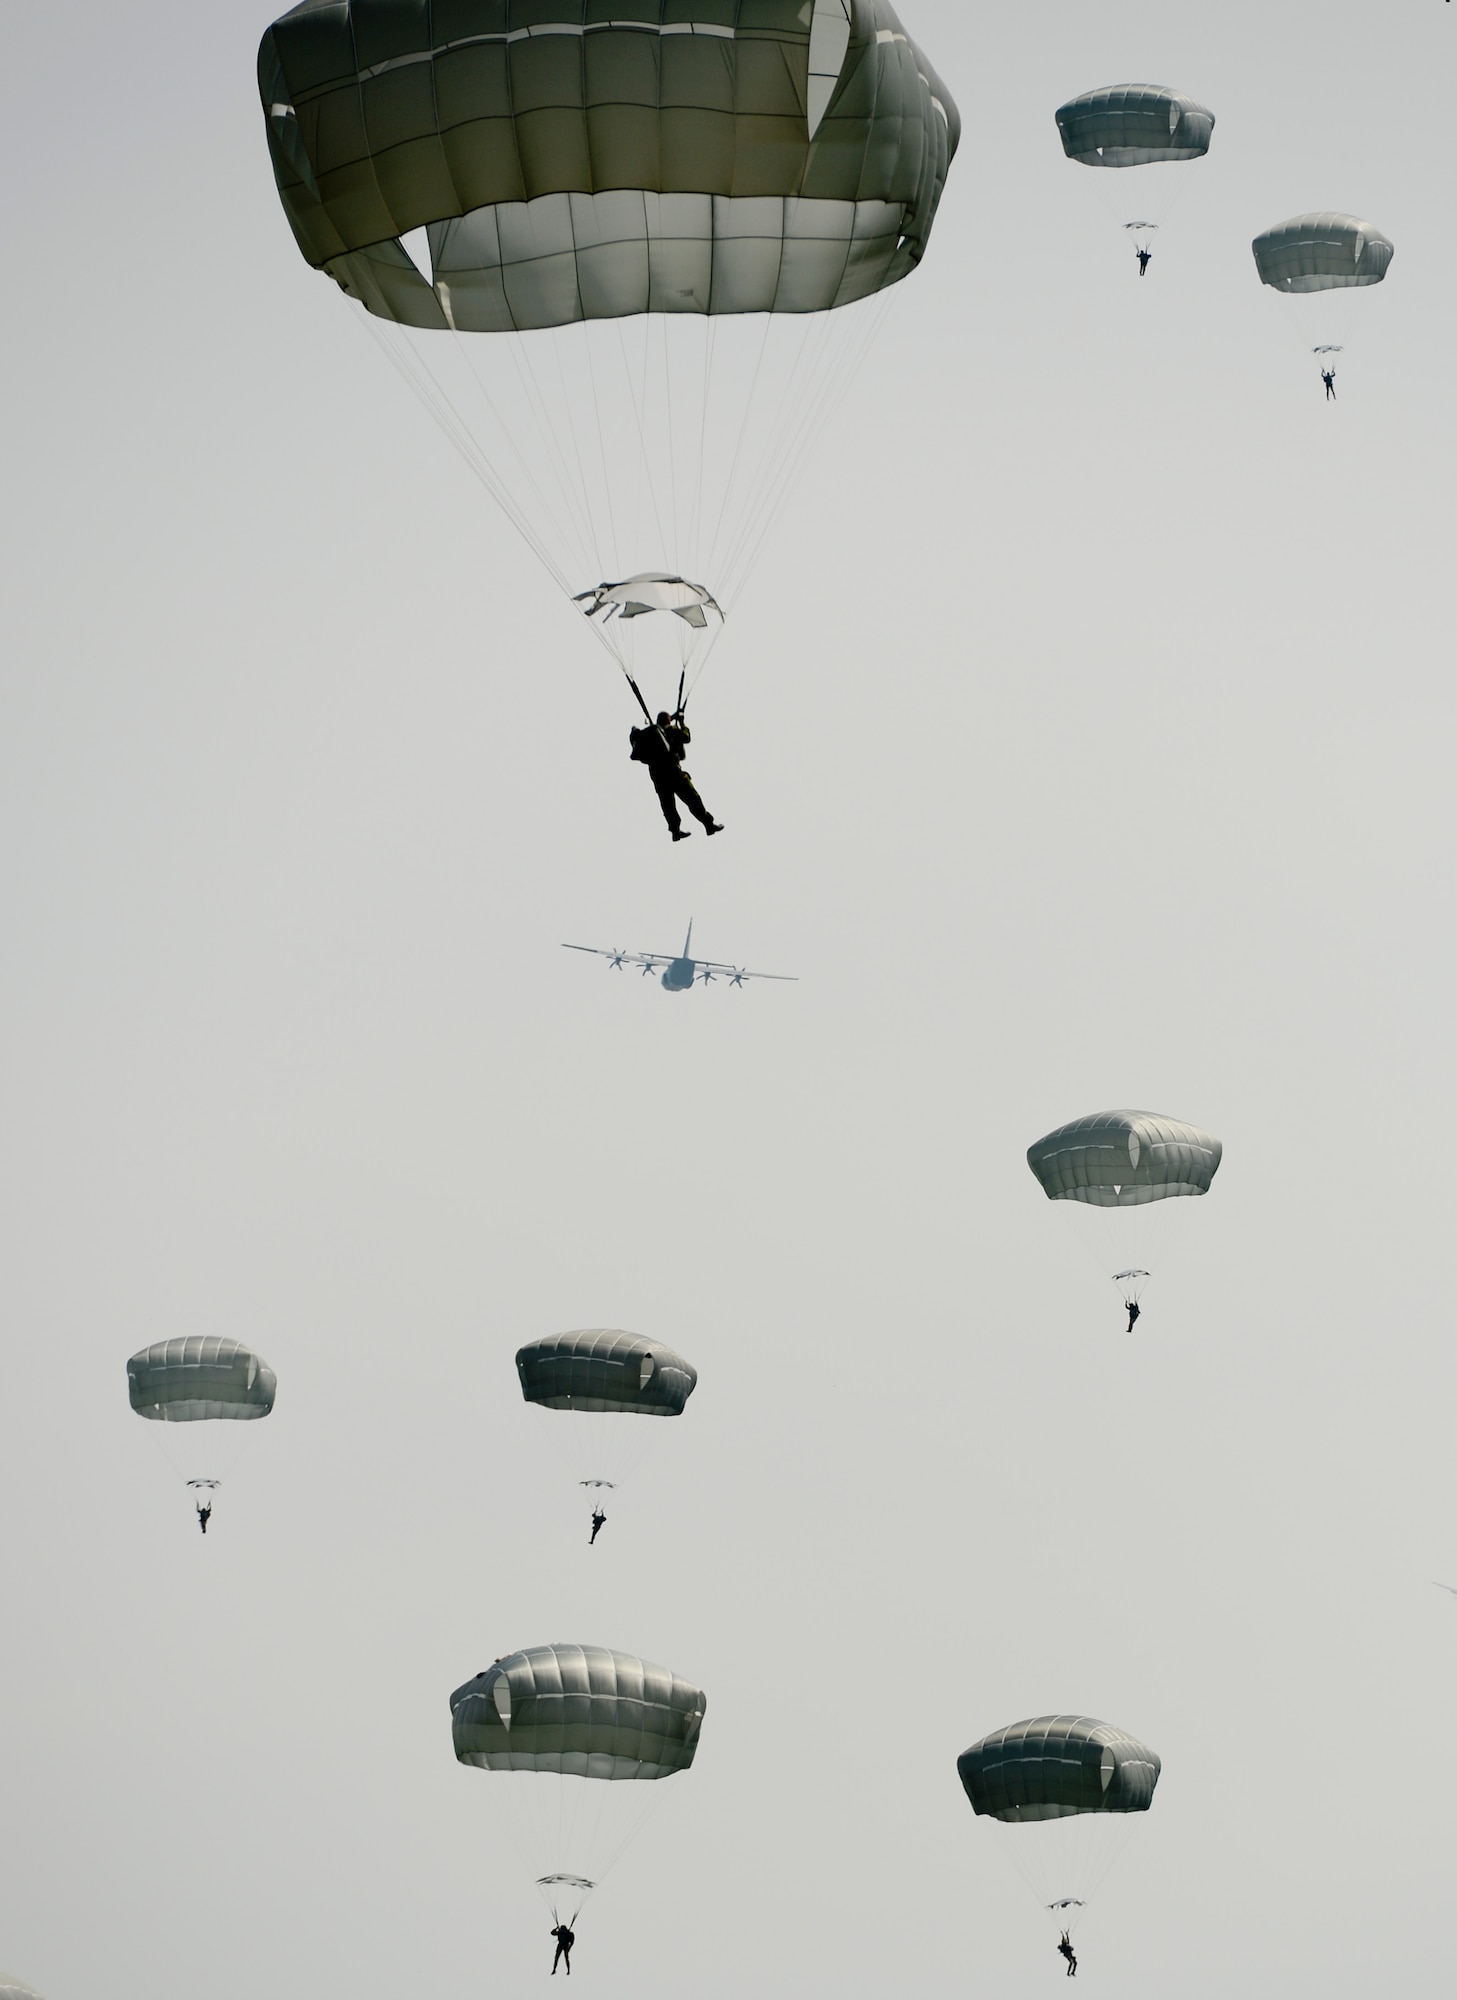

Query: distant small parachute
[517,1331,695,1527]
[1253,214,1393,385]
[958,1716,1160,1942]
[1253,213,1394,293]
[1027,1110,1221,1314]
[1055,85,1213,265]
[127,1337,276,1531]
[451,1643,705,1925]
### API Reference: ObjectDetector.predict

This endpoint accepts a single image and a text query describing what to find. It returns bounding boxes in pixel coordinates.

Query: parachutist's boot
[705,820,724,835]
[671,828,691,841]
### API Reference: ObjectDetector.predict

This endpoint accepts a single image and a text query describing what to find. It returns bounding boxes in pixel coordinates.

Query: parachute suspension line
[500,324,600,583]
[356,312,573,595]
[698,307,779,605]
[576,316,625,585]
[454,324,598,588]
[612,317,672,583]
[688,315,719,585]
[660,310,682,580]
[717,291,895,612]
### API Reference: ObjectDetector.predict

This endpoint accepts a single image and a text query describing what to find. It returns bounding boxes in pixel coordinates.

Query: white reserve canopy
[1026,1110,1222,1208]
[1054,84,1213,167]
[126,1337,278,1424]
[574,576,722,628]
[1252,213,1394,293]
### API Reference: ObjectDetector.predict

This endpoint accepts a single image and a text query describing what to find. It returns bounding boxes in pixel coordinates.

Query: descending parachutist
[1135,244,1152,276]
[1126,1298,1141,1332]
[589,1508,606,1546]
[551,1923,575,1976]
[196,1498,212,1535]
[1322,366,1337,400]
[1058,1931,1078,1977]
[629,710,723,844]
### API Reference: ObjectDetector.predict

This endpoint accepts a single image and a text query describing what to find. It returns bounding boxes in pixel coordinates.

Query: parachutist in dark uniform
[1135,244,1152,276]
[1125,1299,1141,1333]
[1058,1932,1077,1977]
[196,1501,212,1535]
[551,1924,575,1975]
[589,1508,606,1545]
[629,711,723,842]
[1321,367,1336,400]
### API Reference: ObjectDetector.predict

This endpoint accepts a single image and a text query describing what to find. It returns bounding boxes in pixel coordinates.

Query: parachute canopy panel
[516,1332,697,1417]
[258,0,960,329]
[126,1338,277,1424]
[958,1716,1161,1822]
[451,1644,706,1779]
[1055,84,1214,167]
[0,1980,45,2000]
[1253,213,1394,293]
[1027,1110,1222,1208]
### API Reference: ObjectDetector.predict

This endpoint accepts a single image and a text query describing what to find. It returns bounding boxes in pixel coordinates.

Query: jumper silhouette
[589,1508,606,1546]
[1321,367,1337,400]
[1058,1932,1078,1977]
[629,712,722,842]
[1126,1299,1141,1333]
[551,1924,575,1975]
[196,1501,212,1535]
[1135,244,1152,276]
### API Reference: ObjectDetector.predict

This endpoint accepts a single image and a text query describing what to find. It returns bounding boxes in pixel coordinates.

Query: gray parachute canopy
[126,1338,277,1423]
[1252,213,1394,293]
[451,1644,706,1779]
[257,0,959,330]
[516,1331,697,1416]
[958,1716,1161,1822]
[1027,1110,1221,1208]
[0,1979,44,1999]
[1055,84,1213,167]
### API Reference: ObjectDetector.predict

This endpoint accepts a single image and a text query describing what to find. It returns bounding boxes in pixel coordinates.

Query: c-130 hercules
[563,923,795,994]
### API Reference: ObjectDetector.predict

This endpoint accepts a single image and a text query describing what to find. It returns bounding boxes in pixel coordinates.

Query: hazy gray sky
[3,2,1456,1994]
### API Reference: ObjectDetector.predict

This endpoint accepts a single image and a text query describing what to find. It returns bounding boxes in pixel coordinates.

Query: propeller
[608,951,627,970]
[700,968,715,984]
[729,969,746,987]
[640,960,656,977]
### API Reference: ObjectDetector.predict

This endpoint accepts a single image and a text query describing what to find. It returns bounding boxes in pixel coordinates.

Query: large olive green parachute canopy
[516,1331,697,1416]
[1252,213,1394,293]
[1055,84,1213,167]
[257,0,959,330]
[126,1338,277,1423]
[451,1644,706,1778]
[958,1716,1161,1822]
[1027,1111,1221,1208]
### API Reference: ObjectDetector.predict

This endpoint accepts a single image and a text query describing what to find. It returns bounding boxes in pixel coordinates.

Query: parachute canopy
[1027,1111,1221,1208]
[451,1644,706,1778]
[1253,214,1394,294]
[575,575,722,628]
[516,1331,697,1417]
[958,1716,1161,1822]
[0,1979,44,2000]
[1055,85,1213,167]
[126,1338,277,1424]
[258,0,959,332]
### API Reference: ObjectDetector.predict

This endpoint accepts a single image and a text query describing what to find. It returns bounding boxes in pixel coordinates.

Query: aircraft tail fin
[683,919,693,959]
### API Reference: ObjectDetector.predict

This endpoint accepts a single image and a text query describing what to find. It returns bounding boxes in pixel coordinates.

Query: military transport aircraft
[563,923,795,993]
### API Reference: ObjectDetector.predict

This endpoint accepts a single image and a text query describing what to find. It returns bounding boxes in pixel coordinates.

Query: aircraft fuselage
[662,958,696,991]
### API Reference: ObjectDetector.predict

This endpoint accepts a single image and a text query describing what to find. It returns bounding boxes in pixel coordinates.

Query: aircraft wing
[693,959,797,986]
[562,943,669,972]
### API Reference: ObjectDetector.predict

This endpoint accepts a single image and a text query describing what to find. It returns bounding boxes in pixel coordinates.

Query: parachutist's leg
[652,779,682,837]
[674,772,718,830]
